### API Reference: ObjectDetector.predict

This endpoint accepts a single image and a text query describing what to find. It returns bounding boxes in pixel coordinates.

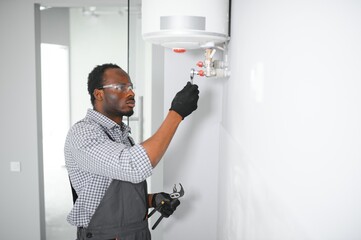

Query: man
[65,63,199,240]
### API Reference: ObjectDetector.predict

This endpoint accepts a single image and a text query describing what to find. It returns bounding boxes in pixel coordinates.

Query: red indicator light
[173,48,186,53]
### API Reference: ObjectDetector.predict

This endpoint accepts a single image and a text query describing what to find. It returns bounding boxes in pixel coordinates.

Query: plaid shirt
[64,109,152,227]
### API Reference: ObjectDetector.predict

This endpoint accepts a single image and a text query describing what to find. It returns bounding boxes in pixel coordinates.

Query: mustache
[126,96,135,101]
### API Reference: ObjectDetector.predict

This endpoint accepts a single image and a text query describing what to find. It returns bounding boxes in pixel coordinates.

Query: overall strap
[69,178,78,204]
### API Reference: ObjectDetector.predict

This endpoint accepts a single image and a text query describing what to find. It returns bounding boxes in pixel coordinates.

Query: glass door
[41,43,74,240]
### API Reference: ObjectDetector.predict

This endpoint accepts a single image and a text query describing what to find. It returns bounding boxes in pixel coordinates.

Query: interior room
[1,0,361,239]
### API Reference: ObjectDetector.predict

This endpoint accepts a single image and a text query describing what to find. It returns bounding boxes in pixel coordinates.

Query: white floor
[44,166,76,240]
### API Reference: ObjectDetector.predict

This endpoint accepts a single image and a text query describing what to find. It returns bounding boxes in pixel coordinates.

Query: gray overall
[77,180,151,240]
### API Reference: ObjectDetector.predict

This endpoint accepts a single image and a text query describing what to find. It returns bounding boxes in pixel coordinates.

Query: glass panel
[40,4,129,239]
[127,0,144,143]
[69,6,129,123]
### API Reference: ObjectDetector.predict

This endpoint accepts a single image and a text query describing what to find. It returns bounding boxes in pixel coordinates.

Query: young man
[65,63,199,240]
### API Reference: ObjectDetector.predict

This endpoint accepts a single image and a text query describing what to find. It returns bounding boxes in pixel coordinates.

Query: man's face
[100,68,135,117]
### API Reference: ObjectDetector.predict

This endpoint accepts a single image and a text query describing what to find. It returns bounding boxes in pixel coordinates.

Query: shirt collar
[86,109,131,134]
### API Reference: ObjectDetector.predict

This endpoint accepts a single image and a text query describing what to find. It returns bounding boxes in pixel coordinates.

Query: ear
[93,89,104,102]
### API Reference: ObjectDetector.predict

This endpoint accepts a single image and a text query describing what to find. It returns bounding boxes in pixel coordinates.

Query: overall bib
[77,180,151,240]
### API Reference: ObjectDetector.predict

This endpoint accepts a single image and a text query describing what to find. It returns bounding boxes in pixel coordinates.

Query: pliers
[148,183,185,230]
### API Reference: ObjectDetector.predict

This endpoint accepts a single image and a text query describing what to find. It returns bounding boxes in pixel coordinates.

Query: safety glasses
[98,83,134,93]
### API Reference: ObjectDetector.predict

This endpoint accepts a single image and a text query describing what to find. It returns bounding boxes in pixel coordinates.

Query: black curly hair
[87,63,121,106]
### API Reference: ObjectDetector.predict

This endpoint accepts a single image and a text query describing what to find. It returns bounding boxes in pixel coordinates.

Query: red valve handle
[196,61,203,67]
[198,70,205,76]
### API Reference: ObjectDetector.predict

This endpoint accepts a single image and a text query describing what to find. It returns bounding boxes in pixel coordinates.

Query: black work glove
[170,82,199,119]
[152,192,180,218]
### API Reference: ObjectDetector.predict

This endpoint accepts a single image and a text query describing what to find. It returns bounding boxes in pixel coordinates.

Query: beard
[117,109,134,117]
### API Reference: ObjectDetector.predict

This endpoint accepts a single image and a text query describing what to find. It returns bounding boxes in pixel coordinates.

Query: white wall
[0,2,45,239]
[218,1,361,240]
[40,7,69,45]
[160,1,361,239]
[162,50,222,240]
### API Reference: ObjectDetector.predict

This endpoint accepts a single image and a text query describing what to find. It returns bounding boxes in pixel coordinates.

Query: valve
[189,42,230,81]
[190,68,205,83]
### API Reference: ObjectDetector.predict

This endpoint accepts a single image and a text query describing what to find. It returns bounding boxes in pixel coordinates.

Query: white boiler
[142,0,230,50]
